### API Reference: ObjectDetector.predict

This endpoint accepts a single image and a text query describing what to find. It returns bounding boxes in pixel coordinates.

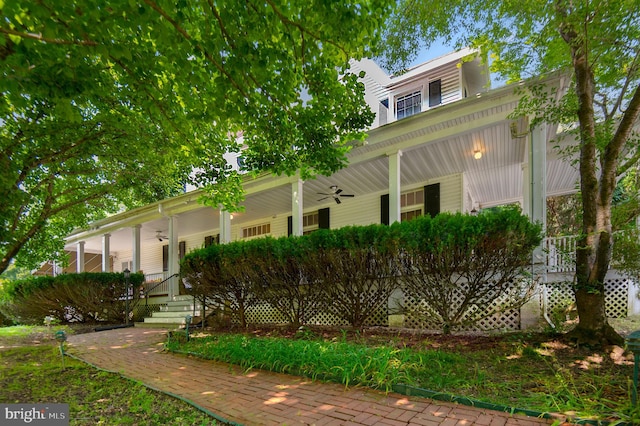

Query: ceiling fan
[154,231,169,242]
[317,185,355,204]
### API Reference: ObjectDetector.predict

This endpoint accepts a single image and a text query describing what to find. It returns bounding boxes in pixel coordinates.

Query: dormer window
[396,91,422,120]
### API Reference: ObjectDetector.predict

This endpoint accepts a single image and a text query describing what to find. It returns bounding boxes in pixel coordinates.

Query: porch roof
[65,72,577,254]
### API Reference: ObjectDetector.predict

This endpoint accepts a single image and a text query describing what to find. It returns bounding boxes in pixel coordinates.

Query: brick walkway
[67,327,562,426]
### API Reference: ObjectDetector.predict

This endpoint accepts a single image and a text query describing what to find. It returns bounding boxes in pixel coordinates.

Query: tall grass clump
[166,333,463,391]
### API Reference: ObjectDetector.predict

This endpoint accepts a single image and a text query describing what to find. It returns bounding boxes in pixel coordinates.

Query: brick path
[67,327,562,426]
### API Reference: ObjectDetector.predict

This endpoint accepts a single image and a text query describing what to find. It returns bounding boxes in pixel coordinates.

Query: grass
[166,325,640,424]
[0,326,218,425]
[3,323,639,424]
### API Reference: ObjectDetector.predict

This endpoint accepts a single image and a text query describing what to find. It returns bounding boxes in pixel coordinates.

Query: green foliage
[399,207,542,333]
[307,225,402,327]
[167,333,460,391]
[0,0,394,274]
[0,340,217,425]
[380,0,640,345]
[0,272,144,324]
[182,208,540,331]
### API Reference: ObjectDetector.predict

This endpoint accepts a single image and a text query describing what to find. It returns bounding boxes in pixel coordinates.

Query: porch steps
[136,295,206,328]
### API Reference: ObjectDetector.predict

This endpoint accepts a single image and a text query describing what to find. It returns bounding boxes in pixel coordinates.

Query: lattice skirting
[220,272,637,330]
[543,272,631,319]
[243,303,388,327]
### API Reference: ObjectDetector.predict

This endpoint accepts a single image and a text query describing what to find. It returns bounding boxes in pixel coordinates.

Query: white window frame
[400,188,424,222]
[303,211,319,235]
[241,223,271,239]
[395,90,423,120]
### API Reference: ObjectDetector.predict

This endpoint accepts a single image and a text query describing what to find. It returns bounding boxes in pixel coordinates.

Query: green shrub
[181,207,541,332]
[0,272,144,324]
[399,207,542,333]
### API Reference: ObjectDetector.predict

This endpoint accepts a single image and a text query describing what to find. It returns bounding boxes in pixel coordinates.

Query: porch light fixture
[473,150,482,160]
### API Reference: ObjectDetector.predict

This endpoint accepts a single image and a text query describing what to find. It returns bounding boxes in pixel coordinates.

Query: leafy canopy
[380,0,640,345]
[0,0,393,273]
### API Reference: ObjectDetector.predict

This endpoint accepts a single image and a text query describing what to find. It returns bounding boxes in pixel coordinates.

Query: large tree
[381,0,640,346]
[0,0,392,274]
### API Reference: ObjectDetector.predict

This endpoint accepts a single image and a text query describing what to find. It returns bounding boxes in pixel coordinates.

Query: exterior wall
[438,173,463,213]
[106,174,466,278]
[387,63,462,122]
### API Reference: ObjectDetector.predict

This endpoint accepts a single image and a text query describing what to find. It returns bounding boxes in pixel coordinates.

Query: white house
[58,48,632,328]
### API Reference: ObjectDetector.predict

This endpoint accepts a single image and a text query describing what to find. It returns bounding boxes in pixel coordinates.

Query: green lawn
[0,326,219,426]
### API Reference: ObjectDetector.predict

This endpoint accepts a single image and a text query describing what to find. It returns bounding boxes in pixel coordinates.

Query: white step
[151,311,199,318]
[143,317,191,324]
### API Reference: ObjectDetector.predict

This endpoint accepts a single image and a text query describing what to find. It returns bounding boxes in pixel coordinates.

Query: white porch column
[291,178,304,236]
[76,241,85,273]
[530,123,547,230]
[219,208,232,243]
[101,234,111,272]
[132,225,141,273]
[168,216,179,299]
[388,150,402,224]
[521,122,548,329]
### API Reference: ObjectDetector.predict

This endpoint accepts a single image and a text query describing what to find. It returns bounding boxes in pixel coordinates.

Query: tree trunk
[570,286,624,347]
[557,10,624,347]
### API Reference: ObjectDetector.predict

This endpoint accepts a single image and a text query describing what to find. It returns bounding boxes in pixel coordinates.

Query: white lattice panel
[543,274,630,319]
[402,282,522,332]
[243,303,388,327]
[244,303,287,325]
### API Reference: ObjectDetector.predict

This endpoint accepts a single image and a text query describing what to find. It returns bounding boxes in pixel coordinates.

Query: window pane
[396,91,422,120]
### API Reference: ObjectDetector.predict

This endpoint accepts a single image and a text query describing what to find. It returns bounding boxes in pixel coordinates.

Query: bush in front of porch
[181,207,541,333]
[0,272,144,324]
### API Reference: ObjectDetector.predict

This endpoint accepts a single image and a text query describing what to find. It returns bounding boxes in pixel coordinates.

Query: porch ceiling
[67,77,579,254]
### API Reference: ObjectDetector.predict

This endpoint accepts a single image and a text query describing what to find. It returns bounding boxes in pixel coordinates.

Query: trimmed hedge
[182,207,542,332]
[0,272,144,324]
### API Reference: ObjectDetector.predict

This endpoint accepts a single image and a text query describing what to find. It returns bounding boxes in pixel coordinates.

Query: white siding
[388,63,463,122]
[438,173,463,213]
[328,191,383,229]
[111,174,464,276]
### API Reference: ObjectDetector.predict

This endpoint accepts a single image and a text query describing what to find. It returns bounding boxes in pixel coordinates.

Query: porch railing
[143,272,172,296]
[544,236,578,273]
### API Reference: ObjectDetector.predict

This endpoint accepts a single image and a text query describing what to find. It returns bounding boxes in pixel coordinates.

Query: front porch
[131,235,640,330]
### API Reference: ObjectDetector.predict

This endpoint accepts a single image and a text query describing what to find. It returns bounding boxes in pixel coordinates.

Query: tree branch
[0,28,97,46]
[611,47,640,116]
[142,0,250,99]
[610,84,640,176]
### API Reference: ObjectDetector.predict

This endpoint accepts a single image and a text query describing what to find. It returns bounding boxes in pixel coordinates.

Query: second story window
[396,91,422,120]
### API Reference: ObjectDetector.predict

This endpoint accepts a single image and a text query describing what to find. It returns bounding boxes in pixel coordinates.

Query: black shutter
[204,235,212,247]
[162,245,168,272]
[179,241,186,259]
[429,80,442,107]
[381,194,390,225]
[424,183,440,218]
[287,216,293,236]
[318,208,330,229]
